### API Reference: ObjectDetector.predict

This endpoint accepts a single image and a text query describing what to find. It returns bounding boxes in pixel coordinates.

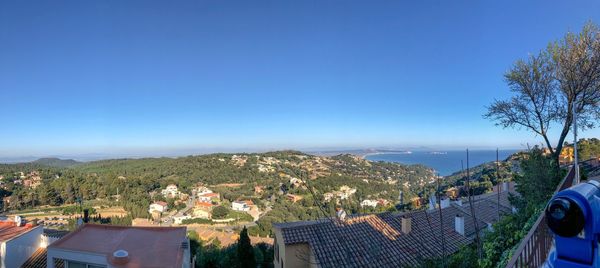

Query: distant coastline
[361,151,412,159]
[364,149,519,176]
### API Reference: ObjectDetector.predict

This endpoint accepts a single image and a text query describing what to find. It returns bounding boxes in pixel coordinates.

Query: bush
[212,206,230,219]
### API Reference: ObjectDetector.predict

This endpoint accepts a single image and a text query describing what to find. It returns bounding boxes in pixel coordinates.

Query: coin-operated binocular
[545,180,600,267]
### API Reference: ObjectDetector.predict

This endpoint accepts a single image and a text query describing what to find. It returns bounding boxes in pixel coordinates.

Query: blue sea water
[365,150,519,176]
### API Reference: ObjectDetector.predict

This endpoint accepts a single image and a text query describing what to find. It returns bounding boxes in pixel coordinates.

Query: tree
[486,22,600,162]
[212,205,229,219]
[237,226,256,268]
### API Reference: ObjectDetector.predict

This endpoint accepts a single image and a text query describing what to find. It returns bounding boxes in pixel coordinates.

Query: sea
[365,149,520,176]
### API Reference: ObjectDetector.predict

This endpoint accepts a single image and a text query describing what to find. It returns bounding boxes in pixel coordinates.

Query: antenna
[436,173,447,267]
[465,149,482,259]
[496,148,501,221]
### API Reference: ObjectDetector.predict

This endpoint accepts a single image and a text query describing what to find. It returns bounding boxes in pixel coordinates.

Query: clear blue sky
[1,1,600,158]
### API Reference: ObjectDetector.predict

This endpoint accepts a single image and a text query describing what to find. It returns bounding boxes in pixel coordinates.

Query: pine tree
[237,226,256,268]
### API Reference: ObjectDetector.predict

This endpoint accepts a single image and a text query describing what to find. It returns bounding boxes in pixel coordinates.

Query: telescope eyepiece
[546,197,585,237]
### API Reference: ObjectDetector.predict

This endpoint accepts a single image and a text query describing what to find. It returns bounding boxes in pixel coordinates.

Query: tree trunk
[553,113,573,166]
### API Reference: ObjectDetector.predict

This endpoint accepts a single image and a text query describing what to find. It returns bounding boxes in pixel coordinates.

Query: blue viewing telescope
[545,180,600,267]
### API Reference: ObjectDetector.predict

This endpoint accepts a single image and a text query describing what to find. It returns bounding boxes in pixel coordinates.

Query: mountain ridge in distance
[31,157,81,167]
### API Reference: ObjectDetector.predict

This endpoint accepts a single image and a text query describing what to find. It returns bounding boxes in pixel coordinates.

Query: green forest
[0,151,439,237]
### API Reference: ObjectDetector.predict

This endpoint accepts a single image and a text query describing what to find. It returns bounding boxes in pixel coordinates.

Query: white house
[161,184,180,198]
[231,201,251,212]
[149,201,168,214]
[196,186,213,196]
[198,192,220,203]
[360,199,378,208]
[0,217,44,268]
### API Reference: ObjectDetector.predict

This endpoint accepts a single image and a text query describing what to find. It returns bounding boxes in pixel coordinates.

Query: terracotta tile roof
[274,188,519,267]
[439,205,488,237]
[0,221,35,242]
[275,211,471,267]
[20,248,64,268]
[195,201,214,208]
[153,201,168,207]
[48,224,187,268]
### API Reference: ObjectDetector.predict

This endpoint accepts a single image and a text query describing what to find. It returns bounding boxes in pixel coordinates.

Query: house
[377,199,389,206]
[286,194,303,203]
[198,192,220,203]
[0,217,44,268]
[232,201,251,212]
[410,197,423,208]
[46,224,190,268]
[273,211,470,268]
[193,202,214,218]
[194,201,215,212]
[289,177,304,188]
[161,184,180,198]
[273,186,517,267]
[446,187,460,199]
[336,186,357,200]
[149,201,168,214]
[254,185,264,194]
[192,209,211,219]
[195,186,213,197]
[360,199,378,208]
[559,146,574,165]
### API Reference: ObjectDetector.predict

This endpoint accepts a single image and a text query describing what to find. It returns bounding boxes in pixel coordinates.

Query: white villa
[161,184,180,198]
[149,201,168,214]
[360,199,378,208]
[231,201,251,212]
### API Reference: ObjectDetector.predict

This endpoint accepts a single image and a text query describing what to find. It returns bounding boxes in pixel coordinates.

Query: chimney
[440,197,450,209]
[401,216,411,234]
[454,214,465,236]
[502,182,509,192]
[14,215,23,227]
[83,208,90,223]
[336,208,347,221]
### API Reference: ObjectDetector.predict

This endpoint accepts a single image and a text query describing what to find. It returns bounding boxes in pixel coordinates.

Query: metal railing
[505,166,576,268]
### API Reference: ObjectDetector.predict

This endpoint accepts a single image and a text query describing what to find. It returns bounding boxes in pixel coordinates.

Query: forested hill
[32,158,80,168]
[0,151,437,235]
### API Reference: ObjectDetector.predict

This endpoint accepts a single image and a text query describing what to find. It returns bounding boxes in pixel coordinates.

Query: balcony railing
[505,166,576,268]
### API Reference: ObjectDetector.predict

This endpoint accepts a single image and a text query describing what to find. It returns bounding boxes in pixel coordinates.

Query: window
[66,260,106,268]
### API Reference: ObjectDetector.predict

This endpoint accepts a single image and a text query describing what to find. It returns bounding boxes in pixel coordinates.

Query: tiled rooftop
[0,221,35,242]
[275,211,471,267]
[21,248,65,268]
[275,186,518,267]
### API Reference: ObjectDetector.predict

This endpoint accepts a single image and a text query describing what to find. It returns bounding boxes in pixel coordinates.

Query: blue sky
[1,1,600,158]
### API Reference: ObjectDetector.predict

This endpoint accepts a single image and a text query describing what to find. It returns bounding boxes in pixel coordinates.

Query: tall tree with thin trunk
[485,22,600,163]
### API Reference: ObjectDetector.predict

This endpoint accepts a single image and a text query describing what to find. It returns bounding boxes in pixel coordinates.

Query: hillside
[31,158,80,168]
[0,151,437,236]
